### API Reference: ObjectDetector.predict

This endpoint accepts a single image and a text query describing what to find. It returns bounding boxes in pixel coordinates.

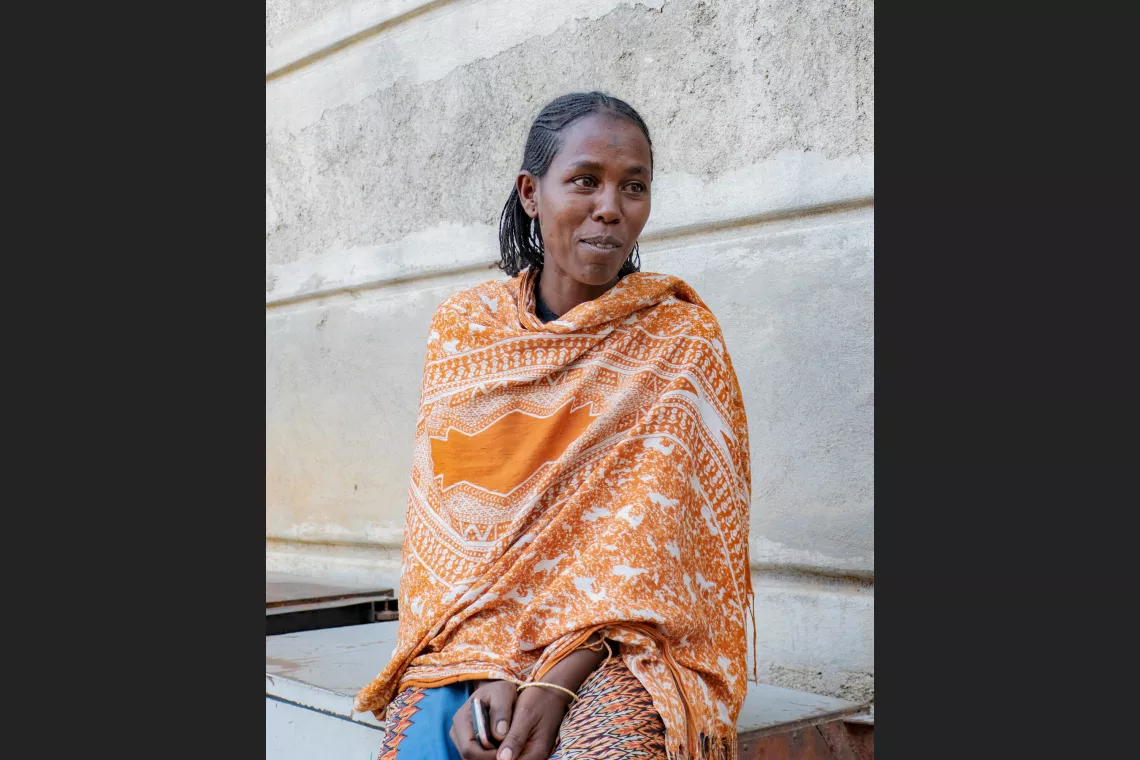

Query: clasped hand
[449,679,574,760]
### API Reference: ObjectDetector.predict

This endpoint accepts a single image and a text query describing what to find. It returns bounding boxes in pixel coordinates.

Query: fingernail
[498,748,513,760]
[496,720,508,736]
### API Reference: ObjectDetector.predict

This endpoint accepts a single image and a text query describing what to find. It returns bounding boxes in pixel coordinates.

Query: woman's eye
[573,176,598,188]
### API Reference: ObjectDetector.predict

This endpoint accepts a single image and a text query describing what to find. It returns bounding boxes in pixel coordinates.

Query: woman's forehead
[552,113,652,171]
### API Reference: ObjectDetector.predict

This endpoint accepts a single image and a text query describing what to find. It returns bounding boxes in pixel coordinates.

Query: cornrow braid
[498,92,653,278]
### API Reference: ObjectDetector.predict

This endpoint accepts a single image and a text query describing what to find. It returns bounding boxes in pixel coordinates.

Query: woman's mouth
[579,235,624,252]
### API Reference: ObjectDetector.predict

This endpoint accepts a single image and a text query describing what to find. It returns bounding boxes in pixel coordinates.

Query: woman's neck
[537,264,619,318]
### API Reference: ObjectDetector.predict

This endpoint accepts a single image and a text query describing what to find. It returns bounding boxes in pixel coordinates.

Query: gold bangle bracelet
[516,681,579,704]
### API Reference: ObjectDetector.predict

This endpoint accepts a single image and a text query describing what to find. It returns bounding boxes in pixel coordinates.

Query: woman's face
[518,113,653,288]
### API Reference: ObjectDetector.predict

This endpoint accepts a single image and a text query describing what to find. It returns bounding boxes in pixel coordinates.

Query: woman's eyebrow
[566,159,650,176]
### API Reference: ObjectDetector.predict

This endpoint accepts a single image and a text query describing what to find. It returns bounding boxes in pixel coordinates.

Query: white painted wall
[266,0,873,703]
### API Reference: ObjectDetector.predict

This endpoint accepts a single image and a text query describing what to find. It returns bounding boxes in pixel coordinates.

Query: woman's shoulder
[431,276,517,320]
[631,272,726,340]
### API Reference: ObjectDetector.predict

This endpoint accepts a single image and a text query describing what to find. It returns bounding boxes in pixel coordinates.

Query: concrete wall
[266,0,874,703]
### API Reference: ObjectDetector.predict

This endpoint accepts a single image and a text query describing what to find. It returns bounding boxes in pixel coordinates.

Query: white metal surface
[267,697,381,760]
[266,623,399,729]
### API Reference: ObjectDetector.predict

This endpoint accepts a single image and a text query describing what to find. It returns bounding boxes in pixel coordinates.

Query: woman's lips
[580,241,623,252]
[578,235,625,255]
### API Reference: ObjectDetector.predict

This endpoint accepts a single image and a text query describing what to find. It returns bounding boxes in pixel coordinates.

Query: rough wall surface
[266,0,874,703]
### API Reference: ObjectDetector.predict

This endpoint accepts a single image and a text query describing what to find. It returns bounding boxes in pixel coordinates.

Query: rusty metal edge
[737,702,873,742]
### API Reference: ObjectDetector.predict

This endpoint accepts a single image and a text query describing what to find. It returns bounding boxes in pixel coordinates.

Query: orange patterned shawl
[354,269,753,759]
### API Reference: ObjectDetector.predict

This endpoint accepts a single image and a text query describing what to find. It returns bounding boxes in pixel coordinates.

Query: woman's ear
[516,172,539,219]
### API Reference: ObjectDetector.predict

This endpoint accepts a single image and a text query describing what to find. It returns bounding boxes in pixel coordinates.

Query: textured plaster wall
[266,0,873,702]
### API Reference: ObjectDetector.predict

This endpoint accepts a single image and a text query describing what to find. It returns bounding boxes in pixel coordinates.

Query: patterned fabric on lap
[550,656,667,760]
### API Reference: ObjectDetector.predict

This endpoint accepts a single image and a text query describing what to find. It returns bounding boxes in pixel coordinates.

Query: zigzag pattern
[376,686,428,760]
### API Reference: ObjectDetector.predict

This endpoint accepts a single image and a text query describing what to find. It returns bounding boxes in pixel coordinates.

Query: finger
[457,737,499,760]
[514,714,561,760]
[484,681,517,741]
[457,738,500,760]
[452,698,498,760]
[451,699,477,746]
[496,710,536,760]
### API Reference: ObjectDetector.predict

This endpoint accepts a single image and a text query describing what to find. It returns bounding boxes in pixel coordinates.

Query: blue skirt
[377,681,472,760]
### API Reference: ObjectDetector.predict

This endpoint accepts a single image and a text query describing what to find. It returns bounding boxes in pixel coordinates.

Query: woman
[356,92,753,760]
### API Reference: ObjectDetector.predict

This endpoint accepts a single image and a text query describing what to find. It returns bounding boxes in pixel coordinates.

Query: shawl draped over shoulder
[354,269,753,759]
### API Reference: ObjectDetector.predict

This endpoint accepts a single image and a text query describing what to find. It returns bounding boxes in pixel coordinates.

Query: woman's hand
[494,684,574,760]
[451,637,609,759]
[449,680,517,759]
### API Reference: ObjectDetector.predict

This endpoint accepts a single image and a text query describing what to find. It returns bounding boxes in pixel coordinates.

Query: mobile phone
[471,696,497,749]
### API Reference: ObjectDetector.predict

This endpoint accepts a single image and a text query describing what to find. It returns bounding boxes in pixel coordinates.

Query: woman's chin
[572,270,622,289]
[570,258,626,287]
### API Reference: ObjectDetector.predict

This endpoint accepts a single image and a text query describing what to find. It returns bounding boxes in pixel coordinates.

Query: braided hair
[498,92,653,278]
